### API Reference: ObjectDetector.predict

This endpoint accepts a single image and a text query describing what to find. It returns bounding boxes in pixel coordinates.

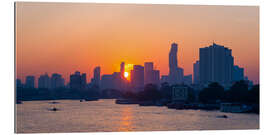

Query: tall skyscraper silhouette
[38,73,50,89]
[199,43,234,86]
[193,61,200,84]
[144,62,160,86]
[169,43,183,85]
[25,75,35,88]
[51,73,65,89]
[120,62,125,78]
[232,65,244,82]
[131,65,144,92]
[92,66,101,87]
[70,71,86,90]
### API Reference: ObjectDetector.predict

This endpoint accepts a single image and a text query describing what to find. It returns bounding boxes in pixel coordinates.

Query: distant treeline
[16,80,259,106]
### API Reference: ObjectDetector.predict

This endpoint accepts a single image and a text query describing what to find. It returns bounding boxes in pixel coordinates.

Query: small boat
[84,97,99,101]
[115,99,138,104]
[220,103,252,113]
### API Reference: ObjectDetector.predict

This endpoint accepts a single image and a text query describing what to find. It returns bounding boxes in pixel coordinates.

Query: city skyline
[16,3,259,84]
[17,42,253,90]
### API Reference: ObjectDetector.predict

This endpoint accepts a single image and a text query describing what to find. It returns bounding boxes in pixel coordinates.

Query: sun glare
[124,72,129,78]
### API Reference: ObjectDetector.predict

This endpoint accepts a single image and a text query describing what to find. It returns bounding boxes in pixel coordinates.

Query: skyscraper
[100,74,114,90]
[38,73,51,89]
[161,75,169,83]
[144,62,160,86]
[184,75,192,85]
[51,73,64,89]
[144,62,154,85]
[131,65,144,92]
[193,61,200,84]
[70,71,86,90]
[199,43,234,86]
[169,43,183,85]
[16,79,23,88]
[92,66,101,87]
[25,75,35,88]
[120,62,125,78]
[232,65,244,82]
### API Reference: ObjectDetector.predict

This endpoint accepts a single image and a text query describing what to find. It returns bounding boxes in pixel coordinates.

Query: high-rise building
[184,75,192,85]
[199,43,234,86]
[169,43,184,85]
[193,61,200,84]
[81,73,87,89]
[92,66,101,87]
[144,62,160,86]
[38,73,51,89]
[25,76,35,88]
[16,79,23,88]
[70,71,86,90]
[144,62,154,85]
[131,65,144,91]
[51,73,64,89]
[120,62,125,78]
[100,74,114,90]
[161,75,169,83]
[232,65,244,82]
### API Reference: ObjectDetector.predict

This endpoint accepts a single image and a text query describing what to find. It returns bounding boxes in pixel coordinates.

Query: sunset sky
[16,2,259,85]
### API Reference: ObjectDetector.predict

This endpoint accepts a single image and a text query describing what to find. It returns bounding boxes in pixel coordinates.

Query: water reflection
[118,106,134,131]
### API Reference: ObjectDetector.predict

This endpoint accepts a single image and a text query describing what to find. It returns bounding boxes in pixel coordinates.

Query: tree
[225,80,249,103]
[138,84,161,101]
[199,82,224,103]
[160,82,172,99]
[247,84,259,104]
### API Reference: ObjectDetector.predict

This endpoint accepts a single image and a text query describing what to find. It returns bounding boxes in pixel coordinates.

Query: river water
[16,99,259,133]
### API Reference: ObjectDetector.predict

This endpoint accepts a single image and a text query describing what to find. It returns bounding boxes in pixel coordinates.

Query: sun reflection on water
[118,107,133,131]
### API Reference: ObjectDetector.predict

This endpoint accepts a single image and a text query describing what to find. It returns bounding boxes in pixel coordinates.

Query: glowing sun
[124,72,129,78]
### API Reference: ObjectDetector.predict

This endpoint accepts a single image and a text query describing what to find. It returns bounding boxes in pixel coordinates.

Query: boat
[220,103,252,113]
[115,99,138,104]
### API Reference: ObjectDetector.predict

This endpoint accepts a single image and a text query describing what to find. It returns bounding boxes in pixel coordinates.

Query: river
[16,99,259,133]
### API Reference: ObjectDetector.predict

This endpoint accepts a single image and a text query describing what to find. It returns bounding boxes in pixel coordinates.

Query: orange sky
[16,2,259,85]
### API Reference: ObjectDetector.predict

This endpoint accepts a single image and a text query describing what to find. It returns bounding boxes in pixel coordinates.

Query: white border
[1,0,269,135]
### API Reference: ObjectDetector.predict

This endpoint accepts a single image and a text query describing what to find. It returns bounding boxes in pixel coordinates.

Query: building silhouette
[51,73,65,89]
[161,75,169,83]
[144,62,160,86]
[25,75,35,88]
[184,75,192,85]
[100,74,114,90]
[199,43,234,86]
[120,62,125,78]
[92,66,101,87]
[38,73,51,89]
[193,61,200,84]
[169,43,184,85]
[131,65,144,92]
[232,65,244,82]
[70,71,86,90]
[16,79,23,88]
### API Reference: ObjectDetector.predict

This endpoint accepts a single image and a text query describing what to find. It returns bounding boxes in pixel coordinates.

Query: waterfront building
[144,62,160,86]
[199,43,234,86]
[25,75,35,88]
[232,65,244,82]
[38,73,51,89]
[193,60,200,84]
[92,66,101,87]
[70,71,86,90]
[184,75,192,85]
[51,73,65,89]
[169,43,184,85]
[131,65,144,92]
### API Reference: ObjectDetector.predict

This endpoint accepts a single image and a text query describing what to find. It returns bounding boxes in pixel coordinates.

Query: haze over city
[16,2,259,84]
